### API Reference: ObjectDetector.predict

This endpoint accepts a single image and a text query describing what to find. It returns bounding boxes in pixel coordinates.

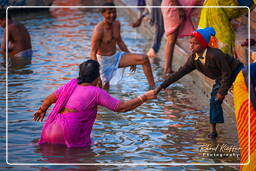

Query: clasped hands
[153,87,225,103]
[142,86,162,101]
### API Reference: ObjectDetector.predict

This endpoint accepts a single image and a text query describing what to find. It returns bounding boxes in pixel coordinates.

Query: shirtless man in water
[90,2,155,89]
[0,10,32,66]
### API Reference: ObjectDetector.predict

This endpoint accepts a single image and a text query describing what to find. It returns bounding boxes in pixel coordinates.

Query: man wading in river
[90,2,155,89]
[0,9,32,66]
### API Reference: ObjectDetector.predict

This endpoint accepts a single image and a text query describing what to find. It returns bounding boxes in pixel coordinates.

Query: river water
[0,4,240,171]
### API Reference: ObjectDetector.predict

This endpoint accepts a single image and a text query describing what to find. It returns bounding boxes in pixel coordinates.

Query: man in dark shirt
[155,27,243,138]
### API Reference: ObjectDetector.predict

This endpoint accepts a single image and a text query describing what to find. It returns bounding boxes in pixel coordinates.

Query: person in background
[233,62,256,171]
[161,0,200,74]
[90,2,155,89]
[131,0,165,58]
[0,9,32,66]
[147,0,165,58]
[155,27,244,138]
[198,0,255,55]
[132,0,148,29]
[33,60,157,148]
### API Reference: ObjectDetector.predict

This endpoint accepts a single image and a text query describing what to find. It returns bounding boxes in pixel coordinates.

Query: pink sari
[38,79,120,148]
[38,79,85,147]
[161,0,198,37]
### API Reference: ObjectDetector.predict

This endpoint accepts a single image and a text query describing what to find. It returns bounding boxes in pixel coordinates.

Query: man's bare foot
[208,132,218,139]
[149,56,160,65]
[164,68,174,74]
[147,48,157,58]
[131,16,144,28]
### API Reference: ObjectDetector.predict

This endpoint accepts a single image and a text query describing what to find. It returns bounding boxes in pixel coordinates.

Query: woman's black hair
[77,60,100,84]
[101,2,115,14]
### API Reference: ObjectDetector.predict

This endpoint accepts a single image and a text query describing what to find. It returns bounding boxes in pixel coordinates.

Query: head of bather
[0,9,12,28]
[190,27,216,54]
[189,36,204,54]
[101,2,117,24]
[77,59,100,85]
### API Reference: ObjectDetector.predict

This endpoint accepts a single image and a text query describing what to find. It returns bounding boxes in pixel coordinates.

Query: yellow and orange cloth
[198,0,253,55]
[233,71,256,171]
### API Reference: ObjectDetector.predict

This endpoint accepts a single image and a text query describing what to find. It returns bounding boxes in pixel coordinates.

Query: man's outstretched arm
[155,56,196,94]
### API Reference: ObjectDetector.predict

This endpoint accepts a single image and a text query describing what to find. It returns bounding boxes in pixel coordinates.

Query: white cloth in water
[97,51,126,85]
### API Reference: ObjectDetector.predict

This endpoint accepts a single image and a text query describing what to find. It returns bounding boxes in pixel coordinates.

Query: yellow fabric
[234,72,248,116]
[195,48,207,64]
[233,71,256,171]
[242,152,256,171]
[198,0,248,55]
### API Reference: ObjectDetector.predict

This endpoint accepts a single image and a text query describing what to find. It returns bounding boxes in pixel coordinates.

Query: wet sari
[38,79,120,148]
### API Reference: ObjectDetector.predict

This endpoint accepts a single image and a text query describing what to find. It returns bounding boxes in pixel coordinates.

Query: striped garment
[233,71,256,171]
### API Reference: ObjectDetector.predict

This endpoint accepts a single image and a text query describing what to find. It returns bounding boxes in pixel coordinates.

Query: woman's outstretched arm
[116,90,157,112]
[33,93,57,122]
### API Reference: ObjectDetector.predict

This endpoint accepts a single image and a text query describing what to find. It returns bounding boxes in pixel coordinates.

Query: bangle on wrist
[138,96,144,103]
[39,107,46,113]
[142,95,147,101]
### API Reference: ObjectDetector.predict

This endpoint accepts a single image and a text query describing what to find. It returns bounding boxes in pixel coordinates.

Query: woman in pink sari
[33,60,156,148]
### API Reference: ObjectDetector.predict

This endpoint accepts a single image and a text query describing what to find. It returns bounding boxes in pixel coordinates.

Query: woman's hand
[33,108,46,122]
[116,90,157,113]
[143,90,157,100]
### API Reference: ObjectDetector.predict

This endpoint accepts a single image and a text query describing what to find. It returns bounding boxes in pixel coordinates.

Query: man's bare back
[0,10,32,66]
[4,22,32,56]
